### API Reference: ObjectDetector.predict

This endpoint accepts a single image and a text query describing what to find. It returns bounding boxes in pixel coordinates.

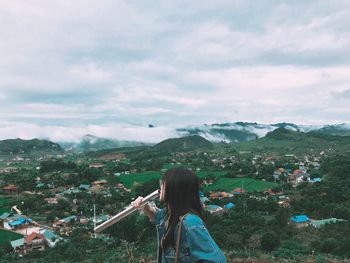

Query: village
[0,148,347,258]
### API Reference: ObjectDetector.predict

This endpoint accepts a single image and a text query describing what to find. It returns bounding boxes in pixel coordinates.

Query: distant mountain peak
[153,135,213,153]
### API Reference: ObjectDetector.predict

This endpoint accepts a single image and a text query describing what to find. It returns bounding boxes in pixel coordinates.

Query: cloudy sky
[0,0,349,142]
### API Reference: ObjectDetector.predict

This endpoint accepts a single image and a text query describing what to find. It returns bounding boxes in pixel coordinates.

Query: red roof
[25,232,44,244]
[3,185,18,190]
[233,188,245,193]
[293,169,304,174]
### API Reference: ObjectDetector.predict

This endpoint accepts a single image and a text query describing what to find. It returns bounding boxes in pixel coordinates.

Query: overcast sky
[0,0,349,142]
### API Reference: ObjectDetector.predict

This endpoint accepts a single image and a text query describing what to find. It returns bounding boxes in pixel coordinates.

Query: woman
[133,167,227,263]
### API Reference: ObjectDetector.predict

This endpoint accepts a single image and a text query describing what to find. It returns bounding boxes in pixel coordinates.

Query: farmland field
[119,171,160,188]
[0,229,23,244]
[205,177,278,192]
[119,169,227,188]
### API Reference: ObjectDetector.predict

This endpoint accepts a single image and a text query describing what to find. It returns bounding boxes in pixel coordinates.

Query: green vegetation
[0,196,11,214]
[206,177,278,192]
[119,170,227,188]
[119,171,161,188]
[0,138,63,154]
[153,135,213,153]
[235,128,350,154]
[0,229,23,244]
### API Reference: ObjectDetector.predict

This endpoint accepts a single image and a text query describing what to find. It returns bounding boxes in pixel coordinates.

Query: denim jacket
[153,208,227,263]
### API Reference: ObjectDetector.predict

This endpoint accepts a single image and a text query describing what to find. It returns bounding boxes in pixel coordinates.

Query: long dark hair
[161,167,204,251]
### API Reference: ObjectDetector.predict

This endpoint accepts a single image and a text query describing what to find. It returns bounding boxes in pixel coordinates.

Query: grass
[119,169,227,188]
[197,170,226,178]
[205,177,279,192]
[119,171,161,188]
[0,229,23,244]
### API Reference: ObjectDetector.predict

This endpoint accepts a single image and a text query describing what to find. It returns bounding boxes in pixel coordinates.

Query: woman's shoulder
[182,213,205,229]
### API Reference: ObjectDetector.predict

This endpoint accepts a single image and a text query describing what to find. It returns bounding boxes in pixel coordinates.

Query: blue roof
[310,178,322,183]
[290,215,310,223]
[224,202,235,209]
[9,217,33,227]
[207,205,222,209]
[199,191,204,197]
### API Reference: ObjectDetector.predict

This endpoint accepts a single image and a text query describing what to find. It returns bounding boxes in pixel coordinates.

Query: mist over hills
[176,122,350,143]
[1,122,350,154]
[57,134,150,152]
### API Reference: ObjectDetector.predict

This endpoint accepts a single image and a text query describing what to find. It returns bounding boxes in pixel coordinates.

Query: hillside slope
[0,138,63,154]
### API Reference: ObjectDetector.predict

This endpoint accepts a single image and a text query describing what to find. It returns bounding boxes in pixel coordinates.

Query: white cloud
[0,121,178,143]
[69,63,112,83]
[0,0,349,141]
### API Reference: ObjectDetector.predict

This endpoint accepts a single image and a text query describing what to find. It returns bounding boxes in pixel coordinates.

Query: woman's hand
[131,196,157,222]
[131,196,144,209]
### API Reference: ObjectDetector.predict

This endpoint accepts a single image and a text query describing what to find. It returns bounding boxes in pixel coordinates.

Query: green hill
[0,138,63,155]
[153,135,213,153]
[313,124,350,136]
[235,128,350,154]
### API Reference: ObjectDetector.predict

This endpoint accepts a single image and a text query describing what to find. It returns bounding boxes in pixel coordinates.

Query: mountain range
[176,122,350,143]
[63,123,350,151]
[1,122,349,154]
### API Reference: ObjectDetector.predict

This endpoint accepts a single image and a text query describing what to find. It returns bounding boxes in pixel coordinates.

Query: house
[94,214,110,224]
[40,229,63,247]
[80,217,89,224]
[53,215,77,228]
[200,196,210,204]
[79,184,91,191]
[10,238,25,253]
[293,169,304,175]
[0,212,12,221]
[3,184,18,193]
[45,197,58,204]
[205,205,223,215]
[310,218,347,228]
[264,189,276,195]
[0,212,22,227]
[224,202,235,209]
[92,180,108,186]
[290,215,310,228]
[62,187,80,195]
[89,163,105,169]
[0,167,18,174]
[308,178,322,183]
[232,188,245,194]
[209,192,232,199]
[25,232,45,251]
[5,217,33,230]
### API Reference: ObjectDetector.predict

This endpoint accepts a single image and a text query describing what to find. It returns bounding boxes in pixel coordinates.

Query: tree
[261,232,280,252]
